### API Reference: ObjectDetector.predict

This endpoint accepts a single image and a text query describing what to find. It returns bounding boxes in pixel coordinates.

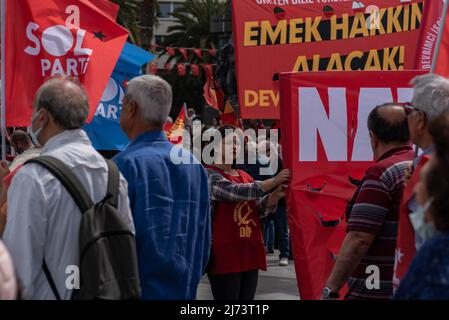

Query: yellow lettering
[293,55,309,72]
[345,51,363,70]
[289,18,304,44]
[327,53,343,71]
[244,90,258,107]
[387,6,403,33]
[259,90,272,107]
[365,49,381,70]
[383,46,399,70]
[305,16,322,42]
[261,20,287,45]
[244,21,259,46]
[331,14,349,40]
[410,3,422,30]
[350,12,369,38]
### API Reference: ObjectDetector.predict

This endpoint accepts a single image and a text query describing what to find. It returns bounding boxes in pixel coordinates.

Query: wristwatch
[322,287,340,299]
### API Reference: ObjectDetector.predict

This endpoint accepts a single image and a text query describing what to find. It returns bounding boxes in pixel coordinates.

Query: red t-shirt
[208,167,267,274]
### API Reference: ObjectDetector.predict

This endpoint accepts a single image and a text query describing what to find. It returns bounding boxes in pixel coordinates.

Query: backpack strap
[26,156,94,213]
[42,260,61,300]
[105,159,119,208]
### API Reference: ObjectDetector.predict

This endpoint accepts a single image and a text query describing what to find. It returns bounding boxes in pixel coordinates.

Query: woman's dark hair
[427,111,449,232]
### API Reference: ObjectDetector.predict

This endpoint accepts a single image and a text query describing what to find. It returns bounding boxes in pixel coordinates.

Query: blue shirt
[113,130,211,300]
[394,232,449,300]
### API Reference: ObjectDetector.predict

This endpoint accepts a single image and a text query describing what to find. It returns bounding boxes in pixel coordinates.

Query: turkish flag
[433,2,449,77]
[3,0,128,126]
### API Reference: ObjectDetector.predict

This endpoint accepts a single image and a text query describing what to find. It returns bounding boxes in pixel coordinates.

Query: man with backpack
[2,78,139,300]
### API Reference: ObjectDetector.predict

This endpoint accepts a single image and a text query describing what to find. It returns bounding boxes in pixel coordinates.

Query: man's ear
[369,131,378,149]
[128,101,138,117]
[417,112,427,131]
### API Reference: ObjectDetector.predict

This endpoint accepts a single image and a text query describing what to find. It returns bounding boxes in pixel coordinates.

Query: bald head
[34,78,89,130]
[368,103,410,144]
[10,130,32,153]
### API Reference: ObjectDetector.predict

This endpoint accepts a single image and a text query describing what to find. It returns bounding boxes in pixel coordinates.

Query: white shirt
[9,145,42,171]
[3,130,134,300]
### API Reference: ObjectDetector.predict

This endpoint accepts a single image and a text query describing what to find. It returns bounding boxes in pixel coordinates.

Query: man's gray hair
[126,75,172,126]
[411,74,449,121]
[34,78,89,129]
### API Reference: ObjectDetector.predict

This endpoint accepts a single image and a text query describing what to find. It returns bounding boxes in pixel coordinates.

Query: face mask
[30,110,45,147]
[410,198,437,242]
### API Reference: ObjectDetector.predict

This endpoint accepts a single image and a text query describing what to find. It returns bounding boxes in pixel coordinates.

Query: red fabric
[190,64,200,77]
[193,48,203,59]
[179,48,188,60]
[2,165,23,190]
[166,47,176,56]
[434,4,449,77]
[232,0,443,120]
[279,70,425,299]
[203,79,225,111]
[166,106,186,145]
[206,166,266,275]
[4,0,128,126]
[176,63,186,77]
[88,0,119,21]
[393,155,431,291]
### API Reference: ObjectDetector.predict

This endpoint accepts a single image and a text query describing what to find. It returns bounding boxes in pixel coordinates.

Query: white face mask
[30,110,45,147]
[410,198,437,243]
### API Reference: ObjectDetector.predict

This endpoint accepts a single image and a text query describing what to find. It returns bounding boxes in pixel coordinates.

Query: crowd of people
[0,72,449,300]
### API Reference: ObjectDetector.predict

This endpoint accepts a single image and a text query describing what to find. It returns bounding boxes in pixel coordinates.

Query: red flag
[203,79,225,111]
[190,64,200,77]
[433,2,449,77]
[202,64,213,79]
[393,155,431,291]
[167,47,176,56]
[193,48,203,59]
[176,63,186,77]
[88,0,119,21]
[179,48,188,60]
[3,0,128,126]
[221,100,241,128]
[207,49,217,57]
[166,105,186,145]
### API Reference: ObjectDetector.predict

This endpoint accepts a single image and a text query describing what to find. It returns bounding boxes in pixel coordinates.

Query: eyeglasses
[400,102,422,116]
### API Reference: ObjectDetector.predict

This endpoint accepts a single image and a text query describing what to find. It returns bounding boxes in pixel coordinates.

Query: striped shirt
[345,145,414,300]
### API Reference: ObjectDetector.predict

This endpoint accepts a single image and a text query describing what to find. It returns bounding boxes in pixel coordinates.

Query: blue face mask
[410,198,437,243]
[30,110,45,147]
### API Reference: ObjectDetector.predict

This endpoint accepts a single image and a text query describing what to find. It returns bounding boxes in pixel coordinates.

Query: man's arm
[323,231,376,297]
[2,169,46,299]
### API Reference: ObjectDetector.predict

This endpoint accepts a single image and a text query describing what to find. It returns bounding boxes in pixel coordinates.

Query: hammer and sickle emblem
[234,202,257,227]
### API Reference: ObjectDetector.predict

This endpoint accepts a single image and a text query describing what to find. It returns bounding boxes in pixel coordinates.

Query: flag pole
[1,0,6,161]
[431,0,449,73]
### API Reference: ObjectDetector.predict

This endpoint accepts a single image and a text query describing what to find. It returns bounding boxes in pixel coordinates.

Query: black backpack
[26,156,141,300]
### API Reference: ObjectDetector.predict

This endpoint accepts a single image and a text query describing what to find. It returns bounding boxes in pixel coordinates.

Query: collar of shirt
[129,130,168,147]
[42,129,91,154]
[376,145,413,163]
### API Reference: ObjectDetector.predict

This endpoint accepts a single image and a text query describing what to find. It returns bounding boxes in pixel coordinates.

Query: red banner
[232,0,444,120]
[3,0,128,126]
[434,1,449,77]
[279,70,426,300]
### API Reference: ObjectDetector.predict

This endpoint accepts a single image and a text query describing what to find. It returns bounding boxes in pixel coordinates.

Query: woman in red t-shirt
[204,126,291,300]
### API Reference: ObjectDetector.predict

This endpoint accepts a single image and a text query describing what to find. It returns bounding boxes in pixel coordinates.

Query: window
[157,2,171,18]
[172,3,183,12]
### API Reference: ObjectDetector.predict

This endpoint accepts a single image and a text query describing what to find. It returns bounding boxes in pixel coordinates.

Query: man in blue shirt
[113,75,211,300]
